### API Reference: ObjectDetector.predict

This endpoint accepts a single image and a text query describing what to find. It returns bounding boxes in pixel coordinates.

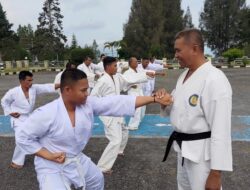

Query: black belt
[162,131,211,162]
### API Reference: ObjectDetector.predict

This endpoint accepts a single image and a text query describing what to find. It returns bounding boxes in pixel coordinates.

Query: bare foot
[10,162,23,169]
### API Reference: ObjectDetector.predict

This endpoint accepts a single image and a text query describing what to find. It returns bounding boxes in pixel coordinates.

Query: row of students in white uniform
[68,55,167,174]
[1,28,233,190]
[1,67,172,189]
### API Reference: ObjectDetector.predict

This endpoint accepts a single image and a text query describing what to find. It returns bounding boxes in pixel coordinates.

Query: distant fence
[0,60,68,71]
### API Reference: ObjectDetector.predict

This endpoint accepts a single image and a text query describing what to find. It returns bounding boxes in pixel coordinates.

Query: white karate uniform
[117,61,129,73]
[147,62,165,93]
[161,61,232,189]
[1,84,56,165]
[94,61,104,75]
[91,72,147,171]
[77,63,96,91]
[16,95,136,190]
[54,70,63,85]
[54,70,64,94]
[137,64,156,118]
[123,67,148,130]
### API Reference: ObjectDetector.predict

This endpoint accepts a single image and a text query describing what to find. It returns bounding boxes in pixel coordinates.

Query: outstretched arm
[135,93,173,108]
[90,90,173,117]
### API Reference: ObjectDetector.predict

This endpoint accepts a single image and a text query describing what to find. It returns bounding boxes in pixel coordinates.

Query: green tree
[0,3,17,61]
[183,6,194,29]
[122,0,183,58]
[117,40,130,59]
[36,0,67,60]
[123,0,165,58]
[92,39,100,61]
[104,41,120,56]
[17,24,34,50]
[161,0,183,58]
[38,0,66,42]
[70,47,95,65]
[222,48,244,62]
[237,7,250,56]
[200,0,246,55]
[71,34,78,49]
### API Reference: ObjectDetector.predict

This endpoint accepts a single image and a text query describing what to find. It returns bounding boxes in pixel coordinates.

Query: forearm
[35,147,53,161]
[135,96,155,108]
[210,170,221,176]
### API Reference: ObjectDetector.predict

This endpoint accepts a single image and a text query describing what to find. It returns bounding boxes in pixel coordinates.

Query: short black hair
[19,71,33,81]
[142,57,149,61]
[175,28,204,52]
[84,56,92,61]
[65,61,76,69]
[60,69,87,92]
[103,56,117,70]
[100,54,105,58]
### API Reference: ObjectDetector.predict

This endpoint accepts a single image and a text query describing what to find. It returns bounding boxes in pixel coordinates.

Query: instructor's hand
[10,112,20,118]
[154,88,167,99]
[205,170,221,190]
[155,93,173,106]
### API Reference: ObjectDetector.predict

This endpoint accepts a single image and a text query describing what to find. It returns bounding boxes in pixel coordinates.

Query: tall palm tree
[104,41,121,56]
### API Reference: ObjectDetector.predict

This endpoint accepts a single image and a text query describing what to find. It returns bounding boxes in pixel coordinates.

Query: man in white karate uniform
[147,58,168,95]
[94,54,105,75]
[54,62,76,94]
[159,29,232,190]
[123,57,155,130]
[91,56,154,173]
[16,69,173,190]
[1,71,59,169]
[138,57,166,118]
[77,56,99,92]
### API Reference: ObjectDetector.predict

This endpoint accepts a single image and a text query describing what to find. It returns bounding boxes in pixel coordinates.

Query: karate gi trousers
[98,118,128,171]
[177,153,222,190]
[12,123,26,166]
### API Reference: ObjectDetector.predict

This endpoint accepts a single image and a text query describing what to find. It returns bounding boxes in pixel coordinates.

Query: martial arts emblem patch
[189,94,199,107]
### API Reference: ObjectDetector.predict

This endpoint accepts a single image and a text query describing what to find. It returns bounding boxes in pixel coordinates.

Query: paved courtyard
[0,68,250,190]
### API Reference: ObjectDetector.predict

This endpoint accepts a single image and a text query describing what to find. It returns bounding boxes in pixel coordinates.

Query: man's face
[109,62,118,75]
[65,79,89,105]
[174,37,194,68]
[20,76,33,89]
[142,59,150,68]
[130,58,138,69]
[85,58,92,66]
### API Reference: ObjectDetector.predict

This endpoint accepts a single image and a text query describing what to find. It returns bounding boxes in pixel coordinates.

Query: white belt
[61,154,86,190]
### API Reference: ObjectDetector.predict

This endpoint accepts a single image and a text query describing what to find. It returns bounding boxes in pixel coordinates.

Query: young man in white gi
[94,54,105,75]
[123,57,154,130]
[54,62,76,94]
[77,56,99,92]
[138,57,166,118]
[1,71,60,169]
[91,56,154,174]
[147,57,168,95]
[16,69,173,190]
[159,28,232,190]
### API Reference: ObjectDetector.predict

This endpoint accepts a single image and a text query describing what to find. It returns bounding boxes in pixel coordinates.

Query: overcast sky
[1,0,250,55]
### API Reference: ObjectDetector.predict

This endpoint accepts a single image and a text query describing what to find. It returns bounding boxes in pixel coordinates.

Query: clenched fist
[154,89,173,106]
[49,152,66,164]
